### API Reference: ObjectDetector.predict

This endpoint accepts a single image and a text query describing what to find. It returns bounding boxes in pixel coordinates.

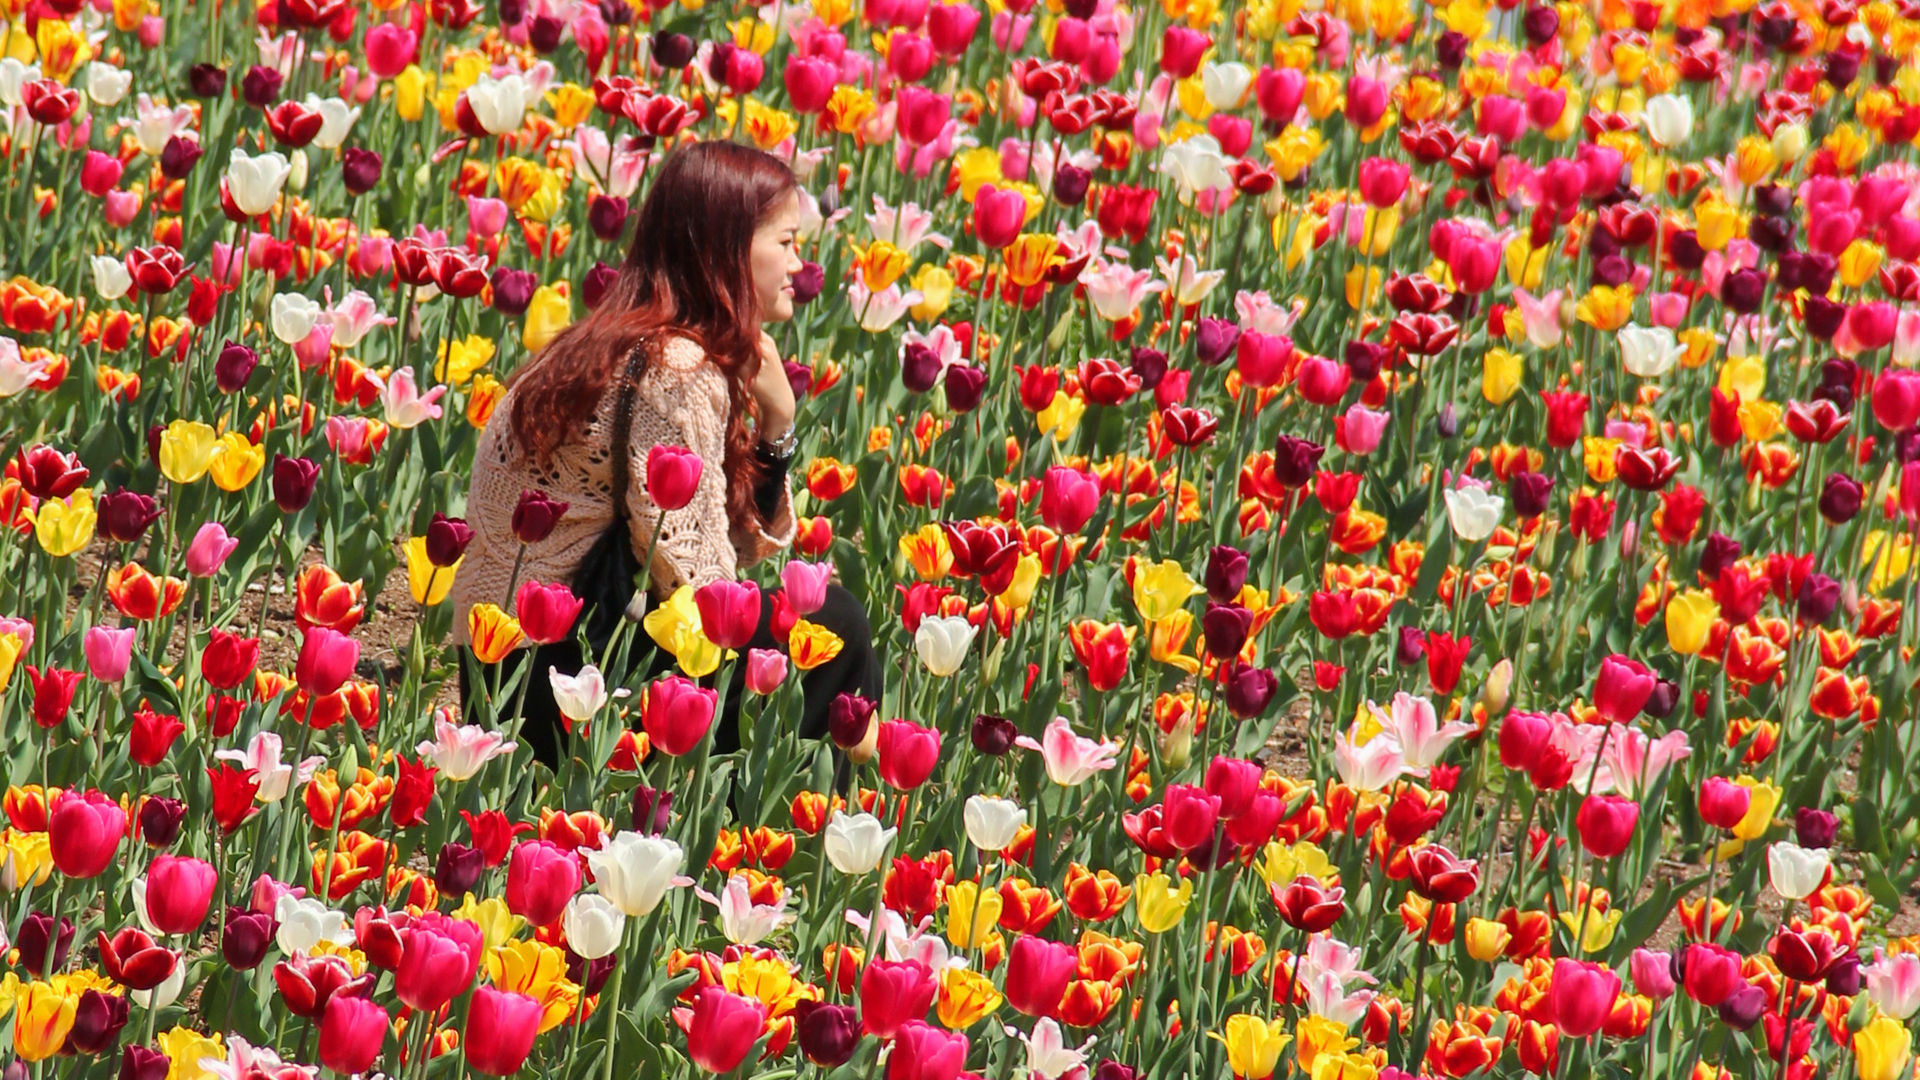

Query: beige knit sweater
[450,335,794,646]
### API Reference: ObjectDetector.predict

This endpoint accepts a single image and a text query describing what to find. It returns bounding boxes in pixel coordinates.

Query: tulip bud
[17,912,75,975]
[1826,952,1862,996]
[1395,626,1426,666]
[69,989,132,1053]
[271,454,320,512]
[527,12,564,51]
[629,787,673,835]
[588,194,629,242]
[828,693,878,749]
[425,512,475,567]
[97,490,163,544]
[581,262,620,309]
[1642,678,1679,719]
[1795,807,1839,849]
[221,907,275,969]
[119,1045,169,1080]
[971,713,1017,755]
[187,63,228,97]
[1053,162,1091,206]
[652,31,695,68]
[491,266,538,315]
[159,136,204,181]
[341,147,382,195]
[215,341,260,393]
[794,1001,860,1066]
[1435,29,1468,67]
[138,797,187,847]
[241,64,283,106]
[791,260,825,304]
[1718,983,1766,1029]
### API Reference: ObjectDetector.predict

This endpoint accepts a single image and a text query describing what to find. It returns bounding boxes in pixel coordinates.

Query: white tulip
[1618,324,1685,378]
[823,811,897,875]
[273,895,354,955]
[584,831,686,918]
[1159,134,1231,202]
[226,148,292,217]
[465,74,529,136]
[289,147,309,191]
[914,613,978,677]
[302,95,361,150]
[269,292,325,345]
[550,664,627,726]
[0,59,40,108]
[84,62,132,107]
[963,795,1027,853]
[1766,840,1830,901]
[561,894,626,960]
[1443,486,1503,543]
[90,255,132,301]
[1644,93,1694,147]
[130,956,186,1010]
[1199,62,1252,110]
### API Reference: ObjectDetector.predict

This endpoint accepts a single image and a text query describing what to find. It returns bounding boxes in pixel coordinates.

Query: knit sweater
[450,335,795,646]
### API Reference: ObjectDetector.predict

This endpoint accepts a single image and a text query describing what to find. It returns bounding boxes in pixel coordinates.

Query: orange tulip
[1063,865,1132,922]
[106,563,187,621]
[996,877,1062,935]
[296,564,367,632]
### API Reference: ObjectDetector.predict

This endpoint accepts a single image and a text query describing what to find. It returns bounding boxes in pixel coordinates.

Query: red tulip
[296,626,361,697]
[1039,466,1099,533]
[1408,843,1479,903]
[1591,654,1655,724]
[264,100,325,146]
[143,855,217,934]
[1574,795,1639,859]
[25,665,81,729]
[125,246,189,294]
[1006,935,1077,1018]
[1550,958,1621,1038]
[646,445,704,511]
[504,839,579,927]
[514,580,584,645]
[320,994,388,1075]
[465,986,544,1076]
[1358,156,1411,208]
[207,764,262,833]
[431,248,490,297]
[1160,784,1220,852]
[16,444,88,499]
[640,675,718,757]
[859,959,936,1038]
[274,952,371,1019]
[49,789,127,879]
[201,627,261,689]
[1273,875,1345,932]
[1203,756,1261,818]
[97,929,178,990]
[877,720,941,790]
[130,705,187,767]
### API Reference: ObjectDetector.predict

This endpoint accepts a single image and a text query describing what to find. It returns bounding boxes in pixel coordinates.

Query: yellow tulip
[1343,265,1382,310]
[466,603,524,665]
[936,966,1003,1029]
[405,538,459,606]
[544,83,595,128]
[486,939,578,1033]
[467,374,506,428]
[899,523,954,581]
[156,1026,226,1080]
[1311,1053,1381,1080]
[952,147,1004,201]
[996,553,1042,610]
[1147,611,1202,675]
[1504,238,1550,292]
[1037,391,1086,443]
[852,241,910,292]
[824,85,877,134]
[1733,134,1775,186]
[642,586,729,677]
[788,620,844,672]
[1574,285,1634,332]
[522,285,572,353]
[1262,127,1325,181]
[394,65,433,122]
[1295,1014,1358,1074]
[1664,589,1720,656]
[1717,353,1766,402]
[0,632,20,694]
[12,980,78,1062]
[208,433,265,492]
[1856,1015,1912,1080]
[1463,916,1511,962]
[1737,399,1781,443]
[159,419,221,485]
[1481,348,1523,405]
[1,828,53,890]
[1841,239,1885,290]
[436,335,496,386]
[1132,559,1202,621]
[909,265,955,322]
[1582,436,1621,484]
[1679,326,1718,368]
[1214,1013,1291,1080]
[943,881,1002,949]
[1255,840,1333,889]
[32,489,95,558]
[1133,871,1193,933]
[1557,906,1622,954]
[1694,198,1738,252]
[452,894,526,952]
[1864,530,1913,596]
[1730,776,1782,842]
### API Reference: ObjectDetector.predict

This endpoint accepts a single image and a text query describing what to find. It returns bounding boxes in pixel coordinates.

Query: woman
[451,141,879,768]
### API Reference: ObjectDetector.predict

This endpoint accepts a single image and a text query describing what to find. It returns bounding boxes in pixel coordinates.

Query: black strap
[607,340,651,525]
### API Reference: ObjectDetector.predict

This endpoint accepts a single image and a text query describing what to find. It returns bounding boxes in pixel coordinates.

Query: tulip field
[12,0,1920,1076]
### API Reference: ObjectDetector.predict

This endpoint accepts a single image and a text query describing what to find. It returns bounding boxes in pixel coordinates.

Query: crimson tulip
[464,986,544,1076]
[504,839,580,927]
[320,994,388,1075]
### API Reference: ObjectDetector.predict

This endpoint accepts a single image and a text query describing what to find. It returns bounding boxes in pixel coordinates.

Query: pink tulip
[364,23,417,78]
[783,55,838,113]
[1591,654,1655,725]
[185,522,239,578]
[682,987,769,1074]
[466,196,509,238]
[1477,94,1525,142]
[1081,35,1120,84]
[1445,234,1503,295]
[886,32,933,81]
[972,183,1026,249]
[744,648,787,695]
[504,840,579,927]
[1340,404,1390,455]
[395,913,483,1011]
[1006,936,1078,1018]
[1161,783,1220,852]
[926,2,978,55]
[780,560,831,616]
[1631,949,1676,999]
[1873,368,1920,432]
[1357,157,1410,209]
[722,47,764,94]
[1234,330,1293,388]
[84,625,135,682]
[859,960,936,1038]
[464,986,542,1076]
[104,189,142,228]
[1254,65,1303,123]
[137,14,163,45]
[143,855,218,934]
[1014,716,1121,786]
[876,719,940,790]
[295,626,360,697]
[1159,25,1208,77]
[1574,794,1639,858]
[1343,75,1387,129]
[49,789,128,878]
[320,994,388,1075]
[1207,113,1251,157]
[1524,84,1566,130]
[990,11,1031,51]
[645,445,703,511]
[1848,301,1897,352]
[1649,291,1689,327]
[896,85,951,146]
[1902,461,1920,522]
[1550,958,1621,1038]
[693,579,762,650]
[1051,17,1089,62]
[1808,207,1862,256]
[294,323,334,370]
[887,1021,969,1080]
[1294,354,1350,406]
[1697,776,1752,829]
[1038,466,1099,533]
[350,235,394,277]
[80,150,123,196]
[1203,755,1261,818]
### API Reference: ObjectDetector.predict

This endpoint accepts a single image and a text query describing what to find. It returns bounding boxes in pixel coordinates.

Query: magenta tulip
[464,986,543,1076]
[83,625,135,682]
[1005,935,1077,1018]
[1039,466,1099,533]
[49,790,127,879]
[693,579,762,649]
[859,959,936,1038]
[395,912,483,1011]
[876,720,941,790]
[1574,794,1639,859]
[1873,368,1920,432]
[887,1021,970,1080]
[320,994,388,1075]
[143,855,217,934]
[640,675,719,757]
[1590,653,1655,724]
[972,183,1027,249]
[504,840,580,927]
[1550,957,1621,1038]
[295,626,360,697]
[684,986,769,1073]
[645,445,704,511]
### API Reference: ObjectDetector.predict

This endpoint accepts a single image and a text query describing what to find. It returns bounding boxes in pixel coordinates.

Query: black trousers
[460,583,879,769]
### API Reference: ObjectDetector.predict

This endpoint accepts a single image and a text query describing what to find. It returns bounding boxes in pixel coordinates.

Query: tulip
[1857,1016,1913,1080]
[138,797,187,848]
[1039,466,1099,532]
[83,625,135,682]
[562,894,625,960]
[1767,840,1830,900]
[860,959,937,1038]
[585,831,685,917]
[795,1001,861,1067]
[878,720,942,790]
[49,790,127,879]
[1699,780,1753,832]
[1644,93,1693,145]
[1005,935,1076,1018]
[973,184,1028,248]
[962,795,1026,852]
[295,626,360,698]
[1017,716,1122,785]
[1550,958,1621,1038]
[318,994,387,1075]
[646,445,704,510]
[220,908,273,969]
[824,811,897,875]
[1795,807,1839,848]
[464,986,543,1076]
[744,648,787,694]
[914,613,977,676]
[1273,876,1345,933]
[1442,485,1503,541]
[514,580,583,646]
[395,913,483,1011]
[505,840,580,926]
[1161,784,1220,852]
[511,489,569,543]
[68,989,130,1054]
[226,149,292,217]
[16,913,74,976]
[1133,872,1193,932]
[1683,942,1745,1006]
[1218,1013,1289,1080]
[640,675,718,757]
[1629,948,1675,999]
[98,929,178,990]
[1574,795,1639,858]
[693,579,761,649]
[141,855,216,935]
[1874,368,1920,431]
[1591,654,1655,724]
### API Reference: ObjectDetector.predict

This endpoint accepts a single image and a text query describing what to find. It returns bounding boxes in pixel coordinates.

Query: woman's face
[750,191,804,324]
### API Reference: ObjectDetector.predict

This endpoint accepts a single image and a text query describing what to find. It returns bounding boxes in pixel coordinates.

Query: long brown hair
[508,140,798,528]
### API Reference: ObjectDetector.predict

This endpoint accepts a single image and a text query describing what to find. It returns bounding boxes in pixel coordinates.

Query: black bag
[570,343,652,656]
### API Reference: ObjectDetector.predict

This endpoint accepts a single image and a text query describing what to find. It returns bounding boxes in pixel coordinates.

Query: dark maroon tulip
[17,912,73,976]
[98,490,163,544]
[794,1001,861,1066]
[425,513,474,567]
[1204,545,1247,602]
[241,65,283,106]
[341,147,382,195]
[222,907,275,969]
[629,788,673,836]
[943,363,987,413]
[1201,603,1253,661]
[587,194,629,242]
[137,796,187,847]
[1272,436,1324,487]
[215,340,260,393]
[1193,316,1239,366]
[828,693,876,748]
[187,64,228,97]
[971,713,1017,756]
[1222,662,1277,719]
[434,842,485,897]
[272,454,321,512]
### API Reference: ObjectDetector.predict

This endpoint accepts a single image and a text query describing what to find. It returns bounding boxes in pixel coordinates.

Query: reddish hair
[508,140,797,528]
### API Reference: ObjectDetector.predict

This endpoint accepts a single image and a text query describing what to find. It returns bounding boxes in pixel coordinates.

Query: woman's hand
[752,332,797,442]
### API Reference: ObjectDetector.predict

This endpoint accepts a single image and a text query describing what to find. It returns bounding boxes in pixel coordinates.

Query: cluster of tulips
[8,0,1920,1071]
